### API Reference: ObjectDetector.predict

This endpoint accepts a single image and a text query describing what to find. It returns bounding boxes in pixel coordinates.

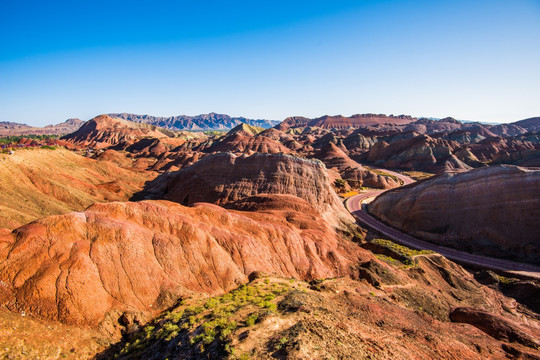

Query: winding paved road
[346,169,540,280]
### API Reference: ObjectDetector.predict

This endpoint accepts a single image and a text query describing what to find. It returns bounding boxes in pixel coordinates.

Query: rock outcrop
[450,307,539,348]
[276,114,416,131]
[62,115,169,149]
[0,199,369,327]
[162,152,354,228]
[359,134,471,173]
[205,126,291,155]
[314,143,400,189]
[369,165,540,264]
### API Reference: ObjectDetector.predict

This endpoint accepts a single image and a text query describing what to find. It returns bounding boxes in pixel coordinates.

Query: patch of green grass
[274,336,289,350]
[204,297,220,309]
[375,254,398,264]
[401,170,434,181]
[374,239,433,257]
[371,239,434,267]
[364,167,399,183]
[245,313,259,327]
[498,276,518,285]
[115,279,294,358]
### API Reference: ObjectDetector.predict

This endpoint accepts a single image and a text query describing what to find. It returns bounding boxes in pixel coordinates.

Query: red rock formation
[450,307,539,348]
[277,114,416,131]
[206,131,291,155]
[359,134,470,173]
[403,117,464,134]
[275,116,311,131]
[468,136,539,165]
[62,115,168,149]
[314,143,400,189]
[0,199,369,326]
[512,117,540,132]
[369,165,540,264]
[162,152,354,228]
[0,148,153,229]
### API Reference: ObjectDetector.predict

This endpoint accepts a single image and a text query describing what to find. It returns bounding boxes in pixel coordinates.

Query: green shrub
[245,313,258,327]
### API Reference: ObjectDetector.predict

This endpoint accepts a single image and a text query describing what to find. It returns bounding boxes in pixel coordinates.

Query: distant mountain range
[107,112,280,131]
[2,113,539,137]
[0,118,84,136]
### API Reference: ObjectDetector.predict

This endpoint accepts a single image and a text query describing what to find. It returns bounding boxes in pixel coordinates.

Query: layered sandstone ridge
[369,165,540,264]
[314,143,401,189]
[62,115,169,149]
[163,152,354,228]
[0,199,367,327]
[277,114,416,130]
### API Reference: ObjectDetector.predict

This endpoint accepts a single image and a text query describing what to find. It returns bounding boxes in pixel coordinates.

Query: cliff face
[369,165,540,264]
[0,199,368,327]
[163,152,354,228]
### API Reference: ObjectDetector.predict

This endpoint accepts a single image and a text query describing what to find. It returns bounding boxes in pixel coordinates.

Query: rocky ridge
[0,198,367,328]
[369,165,540,264]
[108,112,280,131]
[160,152,354,228]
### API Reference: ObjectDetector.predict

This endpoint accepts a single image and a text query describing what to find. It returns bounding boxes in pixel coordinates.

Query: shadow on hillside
[130,171,175,202]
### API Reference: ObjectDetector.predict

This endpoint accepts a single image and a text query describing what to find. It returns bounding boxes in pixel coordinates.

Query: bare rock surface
[450,307,539,348]
[206,126,291,154]
[62,115,169,149]
[0,148,153,229]
[277,114,416,130]
[359,134,471,173]
[162,152,354,228]
[314,143,400,189]
[0,199,367,327]
[369,165,540,264]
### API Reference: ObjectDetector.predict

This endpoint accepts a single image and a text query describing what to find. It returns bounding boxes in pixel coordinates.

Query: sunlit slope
[0,148,153,229]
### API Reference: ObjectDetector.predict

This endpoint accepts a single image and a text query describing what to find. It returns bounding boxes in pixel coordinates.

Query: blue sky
[1,0,539,126]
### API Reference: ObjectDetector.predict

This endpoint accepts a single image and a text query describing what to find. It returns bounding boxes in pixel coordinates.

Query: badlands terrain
[0,113,539,359]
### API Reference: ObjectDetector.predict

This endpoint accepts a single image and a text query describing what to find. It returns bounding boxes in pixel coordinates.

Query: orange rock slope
[0,198,369,327]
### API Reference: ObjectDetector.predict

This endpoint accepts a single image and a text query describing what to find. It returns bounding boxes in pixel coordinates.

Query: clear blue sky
[1,0,539,126]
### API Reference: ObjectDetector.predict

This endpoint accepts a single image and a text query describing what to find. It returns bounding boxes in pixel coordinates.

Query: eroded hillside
[0,148,154,229]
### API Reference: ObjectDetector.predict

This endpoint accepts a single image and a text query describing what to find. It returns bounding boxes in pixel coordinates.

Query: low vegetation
[112,277,293,359]
[0,134,59,144]
[364,166,400,183]
[401,170,435,181]
[370,239,434,266]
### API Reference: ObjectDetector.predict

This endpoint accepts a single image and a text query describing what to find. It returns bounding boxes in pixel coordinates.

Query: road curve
[346,169,540,281]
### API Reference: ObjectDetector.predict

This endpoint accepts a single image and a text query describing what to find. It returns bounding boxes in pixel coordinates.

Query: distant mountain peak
[226,122,265,136]
[107,113,280,131]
